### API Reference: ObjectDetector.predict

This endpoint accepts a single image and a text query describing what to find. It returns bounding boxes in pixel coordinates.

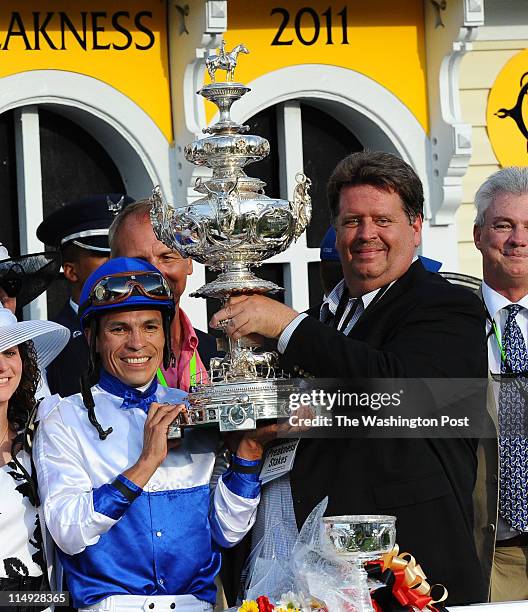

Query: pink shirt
[160,309,209,391]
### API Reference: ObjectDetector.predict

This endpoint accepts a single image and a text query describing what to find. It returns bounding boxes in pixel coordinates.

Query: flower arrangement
[237,593,328,612]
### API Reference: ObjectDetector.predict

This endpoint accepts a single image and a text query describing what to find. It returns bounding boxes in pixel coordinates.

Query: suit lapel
[347,260,427,337]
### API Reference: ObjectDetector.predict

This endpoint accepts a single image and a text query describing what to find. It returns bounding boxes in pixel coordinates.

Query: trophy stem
[190,262,283,299]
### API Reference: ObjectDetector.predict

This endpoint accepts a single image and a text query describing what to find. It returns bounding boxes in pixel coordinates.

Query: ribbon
[367,544,448,611]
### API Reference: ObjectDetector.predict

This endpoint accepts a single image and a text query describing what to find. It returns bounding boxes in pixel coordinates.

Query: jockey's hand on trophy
[123,402,189,487]
[210,294,298,341]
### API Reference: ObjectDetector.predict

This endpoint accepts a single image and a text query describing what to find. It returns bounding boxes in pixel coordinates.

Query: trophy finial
[205,42,249,83]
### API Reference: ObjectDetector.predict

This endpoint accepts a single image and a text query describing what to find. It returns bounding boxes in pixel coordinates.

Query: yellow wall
[457,39,528,277]
[209,0,428,132]
[0,2,173,140]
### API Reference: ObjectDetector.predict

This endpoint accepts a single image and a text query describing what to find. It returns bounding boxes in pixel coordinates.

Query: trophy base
[188,377,301,432]
[191,269,283,299]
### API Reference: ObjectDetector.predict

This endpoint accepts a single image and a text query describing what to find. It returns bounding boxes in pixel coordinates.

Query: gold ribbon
[381,544,448,606]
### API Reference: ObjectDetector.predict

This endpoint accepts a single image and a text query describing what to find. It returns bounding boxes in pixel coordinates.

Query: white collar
[481,280,528,321]
[322,279,383,317]
[69,298,79,314]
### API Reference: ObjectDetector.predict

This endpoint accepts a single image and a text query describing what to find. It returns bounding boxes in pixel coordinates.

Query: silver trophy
[150,42,312,432]
[323,515,397,611]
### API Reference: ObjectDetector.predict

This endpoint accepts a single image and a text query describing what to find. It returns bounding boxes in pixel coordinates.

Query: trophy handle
[291,173,312,241]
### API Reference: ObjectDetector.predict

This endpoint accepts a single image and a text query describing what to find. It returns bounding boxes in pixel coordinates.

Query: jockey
[34,257,263,612]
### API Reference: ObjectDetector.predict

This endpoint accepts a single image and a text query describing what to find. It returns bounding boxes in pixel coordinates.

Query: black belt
[496,533,528,547]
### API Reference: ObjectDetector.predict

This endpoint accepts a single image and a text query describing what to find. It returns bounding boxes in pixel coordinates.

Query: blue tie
[499,304,528,531]
[99,369,158,414]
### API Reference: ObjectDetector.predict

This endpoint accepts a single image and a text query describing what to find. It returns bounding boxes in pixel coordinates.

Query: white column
[14,106,47,321]
[179,261,209,331]
[277,101,310,312]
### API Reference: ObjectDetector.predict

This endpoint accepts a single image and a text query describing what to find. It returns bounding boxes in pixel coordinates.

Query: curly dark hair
[7,340,40,431]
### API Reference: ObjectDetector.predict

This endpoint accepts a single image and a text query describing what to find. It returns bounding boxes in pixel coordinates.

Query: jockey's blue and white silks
[34,378,260,609]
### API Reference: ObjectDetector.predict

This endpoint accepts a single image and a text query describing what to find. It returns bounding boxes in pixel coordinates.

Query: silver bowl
[323,515,396,563]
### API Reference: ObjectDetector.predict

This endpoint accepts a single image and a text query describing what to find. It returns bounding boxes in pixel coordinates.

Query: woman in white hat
[0,306,68,607]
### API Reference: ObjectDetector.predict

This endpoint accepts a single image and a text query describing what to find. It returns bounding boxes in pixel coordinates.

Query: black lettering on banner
[3,12,32,50]
[59,11,88,50]
[322,6,332,44]
[295,7,319,46]
[270,7,293,45]
[92,11,110,50]
[338,6,348,44]
[135,11,155,50]
[33,11,58,50]
[112,11,133,50]
[271,6,349,46]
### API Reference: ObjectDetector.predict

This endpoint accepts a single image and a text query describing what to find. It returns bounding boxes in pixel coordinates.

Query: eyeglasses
[88,272,172,306]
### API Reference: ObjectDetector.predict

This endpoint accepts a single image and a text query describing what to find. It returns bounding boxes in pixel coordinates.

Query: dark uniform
[37,194,134,397]
[45,301,89,397]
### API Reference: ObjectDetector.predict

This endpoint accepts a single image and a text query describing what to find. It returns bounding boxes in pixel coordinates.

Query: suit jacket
[472,374,498,600]
[277,260,489,605]
[46,302,220,397]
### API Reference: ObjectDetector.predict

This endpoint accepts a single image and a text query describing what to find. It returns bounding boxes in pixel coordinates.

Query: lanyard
[157,350,198,387]
[490,319,507,364]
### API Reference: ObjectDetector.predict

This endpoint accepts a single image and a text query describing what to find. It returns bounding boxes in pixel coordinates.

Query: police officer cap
[320,227,340,262]
[37,194,134,253]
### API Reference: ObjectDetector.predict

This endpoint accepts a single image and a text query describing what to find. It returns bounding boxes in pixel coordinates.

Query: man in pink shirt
[109,199,219,391]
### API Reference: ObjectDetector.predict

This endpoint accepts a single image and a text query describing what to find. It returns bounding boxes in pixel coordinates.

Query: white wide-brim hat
[0,306,70,368]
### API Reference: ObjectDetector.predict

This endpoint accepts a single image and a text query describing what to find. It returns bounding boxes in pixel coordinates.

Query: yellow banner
[211,0,428,131]
[487,48,528,167]
[0,2,172,141]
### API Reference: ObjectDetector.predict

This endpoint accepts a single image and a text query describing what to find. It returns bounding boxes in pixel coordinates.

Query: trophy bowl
[323,515,397,563]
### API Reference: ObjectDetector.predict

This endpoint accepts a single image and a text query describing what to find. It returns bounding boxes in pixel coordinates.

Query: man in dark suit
[37,194,134,397]
[212,151,489,604]
[109,199,219,391]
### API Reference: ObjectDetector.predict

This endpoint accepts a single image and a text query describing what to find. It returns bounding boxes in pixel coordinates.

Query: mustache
[351,240,386,250]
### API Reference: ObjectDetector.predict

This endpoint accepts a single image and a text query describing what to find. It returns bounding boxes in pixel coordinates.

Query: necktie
[498,304,528,531]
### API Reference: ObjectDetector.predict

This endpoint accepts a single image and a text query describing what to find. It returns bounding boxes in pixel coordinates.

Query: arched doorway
[0,69,172,319]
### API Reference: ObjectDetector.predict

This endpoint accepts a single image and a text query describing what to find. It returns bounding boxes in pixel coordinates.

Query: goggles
[88,271,172,306]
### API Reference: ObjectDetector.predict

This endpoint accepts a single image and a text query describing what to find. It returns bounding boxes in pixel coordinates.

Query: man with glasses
[473,166,528,600]
[34,257,262,612]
